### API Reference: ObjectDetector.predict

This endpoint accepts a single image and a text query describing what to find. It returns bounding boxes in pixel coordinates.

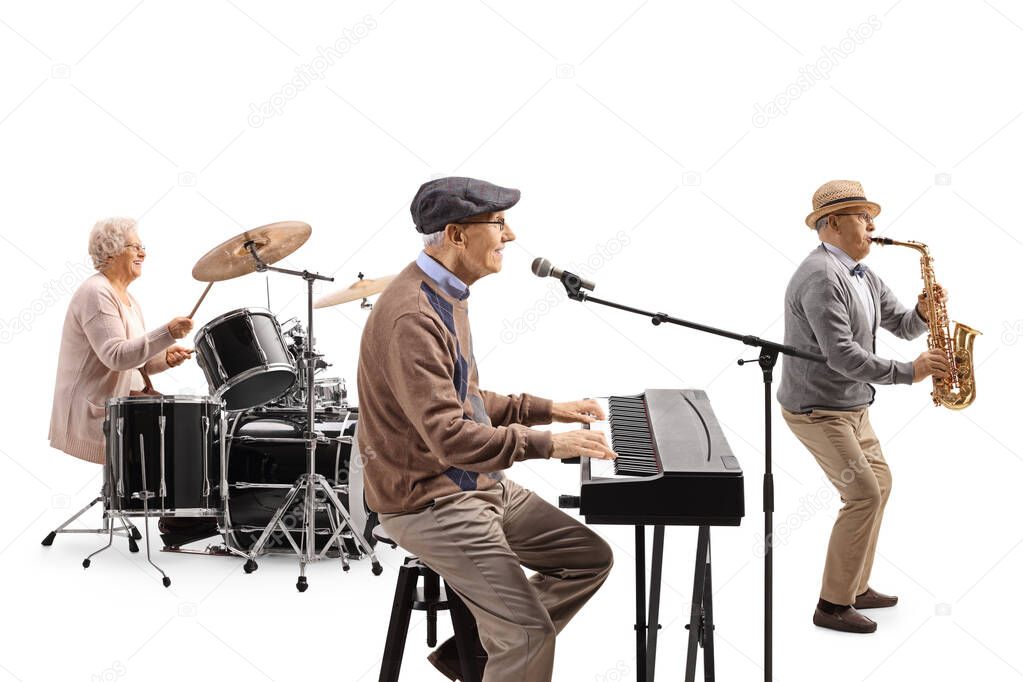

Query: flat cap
[411,176,520,234]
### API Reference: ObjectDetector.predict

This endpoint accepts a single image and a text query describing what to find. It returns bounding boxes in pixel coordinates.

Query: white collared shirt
[822,242,876,328]
[416,251,469,301]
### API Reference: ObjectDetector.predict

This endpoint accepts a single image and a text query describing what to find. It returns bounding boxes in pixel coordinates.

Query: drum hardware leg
[41,495,103,546]
[317,475,383,576]
[321,505,350,571]
[139,515,171,588]
[282,521,304,555]
[245,479,305,564]
[82,511,117,568]
[121,516,139,553]
[243,471,385,588]
[302,439,318,573]
[136,434,171,588]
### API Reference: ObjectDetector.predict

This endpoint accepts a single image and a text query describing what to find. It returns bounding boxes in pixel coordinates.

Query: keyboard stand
[635,525,715,682]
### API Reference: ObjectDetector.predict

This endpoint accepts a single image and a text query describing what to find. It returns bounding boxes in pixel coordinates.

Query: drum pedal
[161,543,234,557]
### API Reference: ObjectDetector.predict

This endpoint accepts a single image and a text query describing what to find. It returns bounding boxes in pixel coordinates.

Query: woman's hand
[167,317,193,339]
[165,345,193,367]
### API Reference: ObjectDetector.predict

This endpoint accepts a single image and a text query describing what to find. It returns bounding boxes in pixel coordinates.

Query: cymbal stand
[239,242,383,590]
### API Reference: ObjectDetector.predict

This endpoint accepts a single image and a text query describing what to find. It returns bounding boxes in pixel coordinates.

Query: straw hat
[804,180,881,228]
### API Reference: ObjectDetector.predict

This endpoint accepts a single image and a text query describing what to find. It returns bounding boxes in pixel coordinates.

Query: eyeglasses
[125,243,147,252]
[832,212,874,224]
[455,218,506,230]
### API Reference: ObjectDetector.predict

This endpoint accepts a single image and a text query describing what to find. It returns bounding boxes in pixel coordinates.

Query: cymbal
[192,221,312,282]
[314,274,396,308]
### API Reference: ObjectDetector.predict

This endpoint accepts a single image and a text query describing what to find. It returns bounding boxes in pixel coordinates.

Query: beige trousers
[782,407,892,605]
[380,479,613,682]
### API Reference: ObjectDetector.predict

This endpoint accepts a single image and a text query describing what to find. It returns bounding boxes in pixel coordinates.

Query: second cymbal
[314,274,396,308]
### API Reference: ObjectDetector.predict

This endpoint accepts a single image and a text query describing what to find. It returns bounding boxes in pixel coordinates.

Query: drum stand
[238,245,383,591]
[82,435,173,587]
[41,494,141,552]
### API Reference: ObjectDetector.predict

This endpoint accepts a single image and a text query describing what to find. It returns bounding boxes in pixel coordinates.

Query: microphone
[530,257,596,292]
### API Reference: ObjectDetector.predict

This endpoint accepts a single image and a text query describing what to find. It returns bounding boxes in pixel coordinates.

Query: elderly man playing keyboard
[356,177,616,681]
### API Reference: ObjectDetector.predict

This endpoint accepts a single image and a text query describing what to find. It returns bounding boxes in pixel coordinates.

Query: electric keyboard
[560,389,744,526]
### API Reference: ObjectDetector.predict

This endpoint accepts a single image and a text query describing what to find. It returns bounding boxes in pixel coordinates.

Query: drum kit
[70,221,398,591]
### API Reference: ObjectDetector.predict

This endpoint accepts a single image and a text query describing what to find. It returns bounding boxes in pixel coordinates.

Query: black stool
[379,555,485,682]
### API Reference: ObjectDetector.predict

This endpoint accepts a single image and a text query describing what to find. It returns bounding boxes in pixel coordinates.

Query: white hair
[814,215,829,232]
[422,231,445,248]
[88,217,137,270]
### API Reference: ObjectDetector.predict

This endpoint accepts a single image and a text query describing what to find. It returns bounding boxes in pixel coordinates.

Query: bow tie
[850,264,866,278]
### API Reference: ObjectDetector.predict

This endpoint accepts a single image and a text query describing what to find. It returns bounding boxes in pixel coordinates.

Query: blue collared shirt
[821,242,875,327]
[416,251,469,301]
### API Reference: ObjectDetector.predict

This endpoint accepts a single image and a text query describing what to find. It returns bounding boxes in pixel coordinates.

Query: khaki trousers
[380,479,613,682]
[782,407,892,605]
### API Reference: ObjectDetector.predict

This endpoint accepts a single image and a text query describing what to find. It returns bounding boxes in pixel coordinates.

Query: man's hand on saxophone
[913,348,949,383]
[915,283,947,320]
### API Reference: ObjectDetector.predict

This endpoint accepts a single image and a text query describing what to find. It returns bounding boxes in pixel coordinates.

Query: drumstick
[189,282,214,319]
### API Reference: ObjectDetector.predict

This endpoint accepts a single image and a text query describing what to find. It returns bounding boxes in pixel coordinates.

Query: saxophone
[871,237,980,409]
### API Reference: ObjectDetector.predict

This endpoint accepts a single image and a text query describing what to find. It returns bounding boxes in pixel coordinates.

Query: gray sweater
[777,245,929,413]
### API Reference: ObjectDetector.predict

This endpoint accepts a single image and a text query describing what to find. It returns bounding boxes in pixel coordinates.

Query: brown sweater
[356,259,554,514]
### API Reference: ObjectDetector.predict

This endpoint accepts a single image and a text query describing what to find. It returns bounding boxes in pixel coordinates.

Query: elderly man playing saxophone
[777,180,949,634]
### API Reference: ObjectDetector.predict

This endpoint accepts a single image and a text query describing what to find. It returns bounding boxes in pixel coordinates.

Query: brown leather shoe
[854,587,899,609]
[813,606,877,633]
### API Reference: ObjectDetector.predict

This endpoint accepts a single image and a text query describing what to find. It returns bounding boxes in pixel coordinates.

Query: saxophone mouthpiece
[870,237,894,245]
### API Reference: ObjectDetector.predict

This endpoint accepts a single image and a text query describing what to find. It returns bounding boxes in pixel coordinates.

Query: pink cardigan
[48,273,175,463]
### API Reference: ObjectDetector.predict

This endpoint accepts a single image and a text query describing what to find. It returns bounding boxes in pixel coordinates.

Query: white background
[1,1,1021,681]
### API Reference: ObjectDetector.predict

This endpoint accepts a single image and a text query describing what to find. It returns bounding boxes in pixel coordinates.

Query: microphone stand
[556,272,825,682]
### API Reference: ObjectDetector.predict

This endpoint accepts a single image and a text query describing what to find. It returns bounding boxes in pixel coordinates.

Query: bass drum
[223,407,378,555]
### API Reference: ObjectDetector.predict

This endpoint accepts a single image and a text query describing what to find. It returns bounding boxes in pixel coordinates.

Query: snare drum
[195,308,296,411]
[104,396,224,517]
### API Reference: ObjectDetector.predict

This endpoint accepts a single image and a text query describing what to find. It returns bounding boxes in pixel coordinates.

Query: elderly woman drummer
[48,216,193,463]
